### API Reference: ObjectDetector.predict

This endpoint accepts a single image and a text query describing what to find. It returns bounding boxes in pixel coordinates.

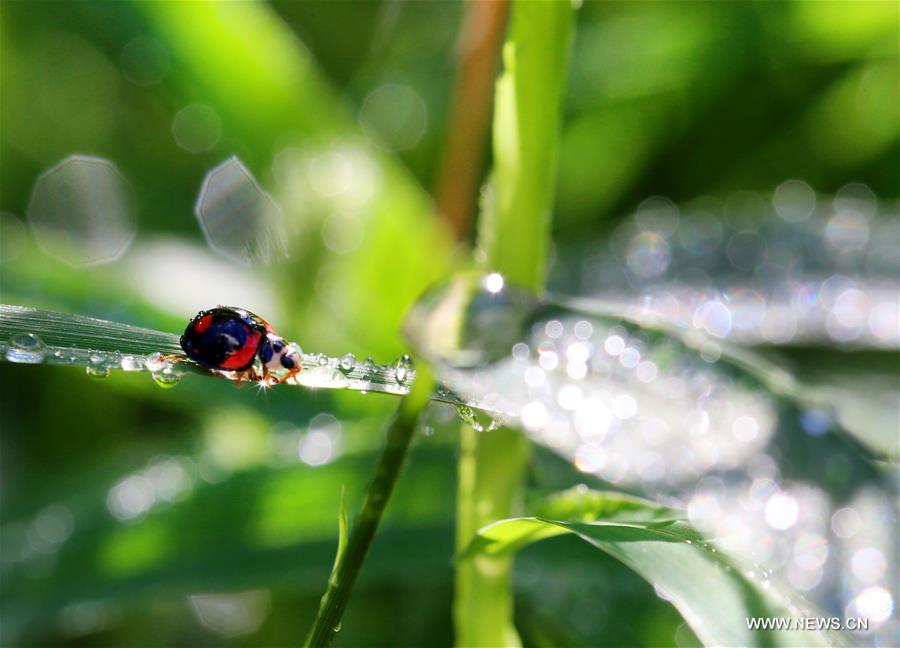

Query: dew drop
[85,365,110,379]
[394,354,414,384]
[144,352,166,372]
[120,356,143,372]
[454,405,499,432]
[86,355,110,379]
[152,367,182,388]
[339,353,356,371]
[6,333,46,364]
[333,621,342,633]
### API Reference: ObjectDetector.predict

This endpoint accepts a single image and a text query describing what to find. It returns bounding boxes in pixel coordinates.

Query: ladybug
[175,306,302,385]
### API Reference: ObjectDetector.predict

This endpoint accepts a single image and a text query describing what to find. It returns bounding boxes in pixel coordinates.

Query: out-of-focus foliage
[0,1,897,646]
[464,490,829,647]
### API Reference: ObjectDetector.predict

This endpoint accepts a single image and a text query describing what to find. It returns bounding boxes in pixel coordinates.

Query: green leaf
[0,304,181,356]
[463,491,846,648]
[480,0,575,292]
[533,487,683,525]
[319,485,351,602]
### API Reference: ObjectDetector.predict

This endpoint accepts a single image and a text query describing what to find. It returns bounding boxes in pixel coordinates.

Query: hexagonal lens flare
[195,157,287,265]
[27,155,135,266]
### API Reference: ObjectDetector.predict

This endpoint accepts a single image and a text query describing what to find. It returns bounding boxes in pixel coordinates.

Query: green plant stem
[305,369,434,648]
[455,1,574,646]
[455,425,530,647]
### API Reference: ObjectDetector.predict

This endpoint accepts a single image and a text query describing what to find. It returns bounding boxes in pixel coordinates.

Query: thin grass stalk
[305,369,434,647]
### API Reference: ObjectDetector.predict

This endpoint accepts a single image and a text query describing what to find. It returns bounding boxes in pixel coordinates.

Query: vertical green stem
[456,426,531,647]
[455,1,574,646]
[305,370,434,648]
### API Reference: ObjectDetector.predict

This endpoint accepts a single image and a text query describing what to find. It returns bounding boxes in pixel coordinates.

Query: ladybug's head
[259,333,302,374]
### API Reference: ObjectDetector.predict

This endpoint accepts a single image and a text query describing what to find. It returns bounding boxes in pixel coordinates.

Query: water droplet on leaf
[152,366,181,388]
[394,354,414,384]
[144,352,166,372]
[86,355,110,379]
[404,274,539,369]
[454,405,499,432]
[120,355,143,371]
[85,365,110,379]
[6,333,46,363]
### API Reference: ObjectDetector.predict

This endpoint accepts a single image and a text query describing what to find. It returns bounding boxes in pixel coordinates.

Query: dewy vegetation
[1,1,897,647]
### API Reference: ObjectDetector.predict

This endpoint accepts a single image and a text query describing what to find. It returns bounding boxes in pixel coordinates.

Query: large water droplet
[404,273,539,369]
[6,333,46,363]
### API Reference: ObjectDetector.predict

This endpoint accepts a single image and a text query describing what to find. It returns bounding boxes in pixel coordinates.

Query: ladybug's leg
[230,367,257,386]
[270,367,301,385]
[162,354,188,364]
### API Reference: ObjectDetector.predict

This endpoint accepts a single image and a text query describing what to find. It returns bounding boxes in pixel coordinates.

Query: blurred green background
[0,1,897,646]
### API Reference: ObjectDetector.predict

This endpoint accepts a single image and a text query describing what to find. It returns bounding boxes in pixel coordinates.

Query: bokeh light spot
[173,104,222,154]
[27,155,135,266]
[359,84,427,151]
[120,36,170,85]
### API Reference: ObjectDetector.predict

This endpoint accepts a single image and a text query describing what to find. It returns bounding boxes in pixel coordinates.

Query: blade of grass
[304,367,434,647]
[457,2,574,646]
[477,0,574,290]
[0,305,465,403]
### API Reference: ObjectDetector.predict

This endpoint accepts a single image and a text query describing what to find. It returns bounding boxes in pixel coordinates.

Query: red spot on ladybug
[219,330,262,370]
[194,314,213,333]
